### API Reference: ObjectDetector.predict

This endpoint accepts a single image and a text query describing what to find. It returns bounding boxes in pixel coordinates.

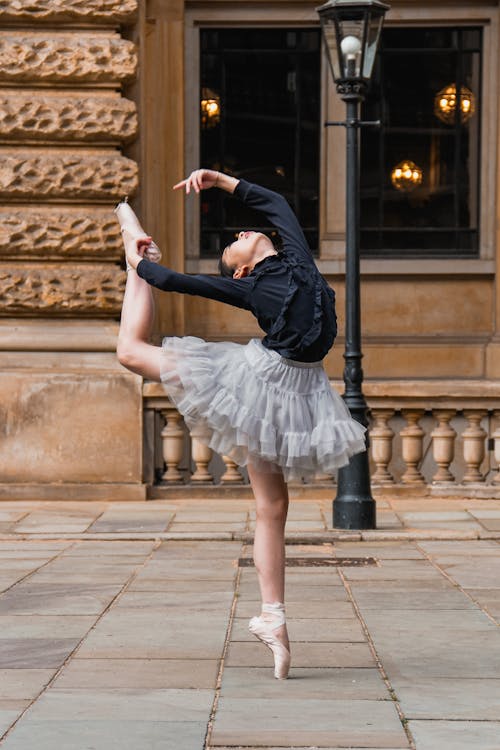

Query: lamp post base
[333,450,376,529]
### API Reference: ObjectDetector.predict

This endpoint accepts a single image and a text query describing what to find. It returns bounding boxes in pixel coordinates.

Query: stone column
[0,1,145,500]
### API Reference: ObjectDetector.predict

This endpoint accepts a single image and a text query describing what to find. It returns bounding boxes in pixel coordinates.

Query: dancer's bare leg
[116,237,162,382]
[248,462,290,652]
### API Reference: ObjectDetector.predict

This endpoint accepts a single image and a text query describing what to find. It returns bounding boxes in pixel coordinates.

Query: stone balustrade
[143,380,500,498]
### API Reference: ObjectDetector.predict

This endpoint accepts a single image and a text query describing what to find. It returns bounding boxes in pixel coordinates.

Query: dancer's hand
[174,169,239,195]
[173,169,218,194]
[123,231,152,270]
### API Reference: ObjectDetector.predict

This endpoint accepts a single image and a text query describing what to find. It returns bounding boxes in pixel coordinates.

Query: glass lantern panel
[362,14,384,79]
[321,17,341,80]
[337,19,364,78]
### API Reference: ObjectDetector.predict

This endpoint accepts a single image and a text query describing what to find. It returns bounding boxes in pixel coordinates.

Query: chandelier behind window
[201,88,221,128]
[391,160,423,192]
[434,83,475,125]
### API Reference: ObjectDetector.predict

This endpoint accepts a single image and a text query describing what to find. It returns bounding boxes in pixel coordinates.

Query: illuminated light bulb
[340,34,362,59]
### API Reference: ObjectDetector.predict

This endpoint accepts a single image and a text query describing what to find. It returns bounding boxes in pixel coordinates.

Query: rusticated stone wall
[0,0,139,317]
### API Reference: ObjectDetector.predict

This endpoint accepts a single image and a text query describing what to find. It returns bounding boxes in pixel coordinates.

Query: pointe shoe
[114,198,162,264]
[248,602,291,679]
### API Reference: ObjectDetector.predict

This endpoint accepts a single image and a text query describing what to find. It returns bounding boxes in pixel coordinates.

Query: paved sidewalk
[0,497,499,749]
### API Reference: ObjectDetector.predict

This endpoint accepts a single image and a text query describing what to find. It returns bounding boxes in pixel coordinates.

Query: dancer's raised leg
[247,462,291,678]
[116,234,162,382]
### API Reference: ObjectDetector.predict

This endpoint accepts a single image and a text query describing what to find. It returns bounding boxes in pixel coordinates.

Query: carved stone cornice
[0,35,137,84]
[0,207,123,260]
[0,150,138,200]
[0,0,138,25]
[0,93,137,144]
[0,263,125,315]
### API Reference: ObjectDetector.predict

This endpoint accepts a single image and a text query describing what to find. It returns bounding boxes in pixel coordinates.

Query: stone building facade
[1,0,500,500]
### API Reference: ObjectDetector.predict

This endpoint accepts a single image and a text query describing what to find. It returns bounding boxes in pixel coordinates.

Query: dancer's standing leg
[247,463,290,655]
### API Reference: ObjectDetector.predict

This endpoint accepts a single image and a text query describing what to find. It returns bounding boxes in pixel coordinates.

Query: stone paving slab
[0,615,96,638]
[0,583,122,615]
[86,514,174,533]
[351,589,479,610]
[0,719,208,750]
[127,578,235,593]
[0,669,56,700]
[225,641,375,668]
[23,688,214,722]
[236,583,354,602]
[51,658,220,690]
[464,588,500,619]
[0,705,30,736]
[209,697,409,748]
[0,638,80,668]
[75,611,229,660]
[418,539,500,554]
[153,540,242,558]
[168,522,247,532]
[391,677,500,720]
[231,617,366,642]
[408,720,500,750]
[112,590,234,611]
[217,667,388,699]
[234,599,355,618]
[334,542,424,559]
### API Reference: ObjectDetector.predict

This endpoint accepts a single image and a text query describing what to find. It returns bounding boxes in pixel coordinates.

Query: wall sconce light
[434,83,475,125]
[201,88,221,128]
[391,160,423,192]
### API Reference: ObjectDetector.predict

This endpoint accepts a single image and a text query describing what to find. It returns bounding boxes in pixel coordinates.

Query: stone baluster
[160,406,184,483]
[370,408,395,484]
[190,430,214,483]
[462,410,487,483]
[400,410,425,484]
[431,409,457,483]
[221,456,245,483]
[492,410,500,483]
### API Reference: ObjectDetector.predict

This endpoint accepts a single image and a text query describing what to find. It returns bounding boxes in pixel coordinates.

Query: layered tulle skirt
[159,336,366,481]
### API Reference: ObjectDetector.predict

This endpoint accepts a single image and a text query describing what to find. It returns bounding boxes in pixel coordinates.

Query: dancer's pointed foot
[248,602,291,679]
[114,201,162,264]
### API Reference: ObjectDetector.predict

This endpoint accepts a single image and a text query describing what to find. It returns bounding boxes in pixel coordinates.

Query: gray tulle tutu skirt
[159,336,366,482]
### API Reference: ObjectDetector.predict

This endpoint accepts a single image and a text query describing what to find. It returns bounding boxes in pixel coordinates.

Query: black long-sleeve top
[137,178,337,362]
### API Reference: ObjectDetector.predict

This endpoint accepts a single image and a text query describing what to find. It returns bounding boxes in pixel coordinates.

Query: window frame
[184,2,497,277]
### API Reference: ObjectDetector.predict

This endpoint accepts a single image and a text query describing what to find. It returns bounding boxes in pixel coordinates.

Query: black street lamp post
[317,0,390,529]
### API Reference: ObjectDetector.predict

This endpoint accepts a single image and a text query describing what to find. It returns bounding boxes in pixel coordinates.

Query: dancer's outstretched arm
[177,168,312,264]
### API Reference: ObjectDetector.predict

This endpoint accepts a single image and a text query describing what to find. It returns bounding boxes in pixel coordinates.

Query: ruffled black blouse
[136,179,337,362]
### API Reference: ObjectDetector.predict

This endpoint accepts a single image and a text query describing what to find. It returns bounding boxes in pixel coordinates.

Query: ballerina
[115,168,366,679]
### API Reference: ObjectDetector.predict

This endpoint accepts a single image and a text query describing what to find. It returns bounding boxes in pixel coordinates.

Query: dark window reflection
[200,29,321,257]
[361,27,481,257]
